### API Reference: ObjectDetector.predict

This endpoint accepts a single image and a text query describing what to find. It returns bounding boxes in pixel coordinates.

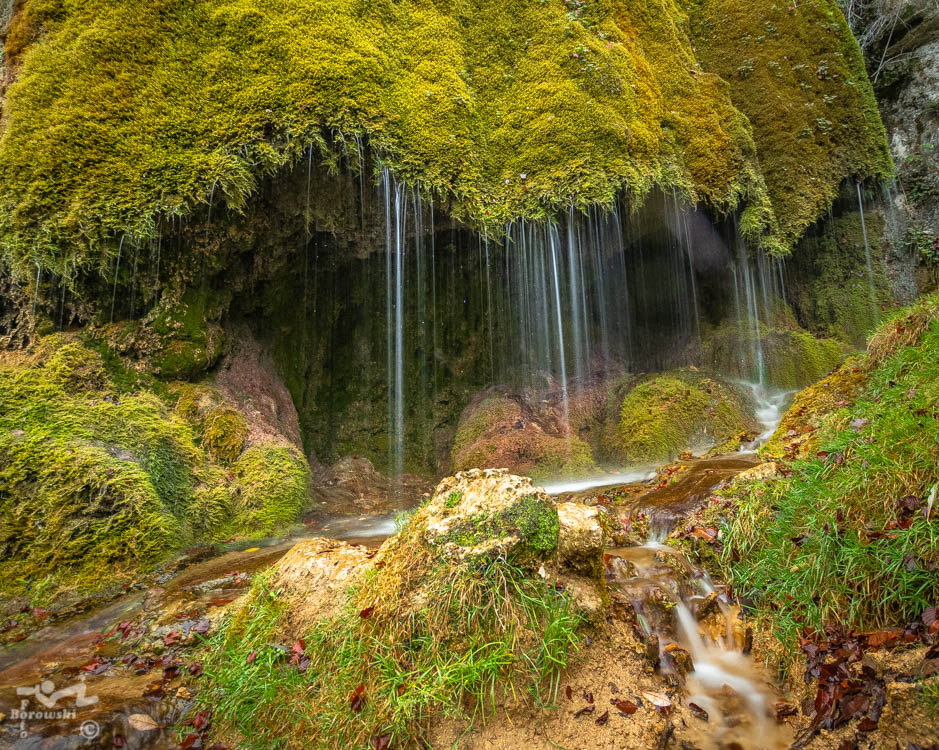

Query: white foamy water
[737,380,793,450]
[540,467,657,495]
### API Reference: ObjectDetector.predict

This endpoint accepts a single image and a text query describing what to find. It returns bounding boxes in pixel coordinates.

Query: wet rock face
[556,503,605,573]
[450,388,596,481]
[311,455,431,515]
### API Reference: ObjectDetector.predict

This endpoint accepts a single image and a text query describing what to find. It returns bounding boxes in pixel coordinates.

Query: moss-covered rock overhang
[0,0,890,280]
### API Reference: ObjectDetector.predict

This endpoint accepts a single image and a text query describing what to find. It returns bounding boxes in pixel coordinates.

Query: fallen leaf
[595,710,609,725]
[641,691,671,709]
[192,709,211,731]
[350,684,366,713]
[857,717,877,731]
[128,714,160,732]
[246,650,257,664]
[565,685,573,701]
[573,705,595,718]
[371,735,391,750]
[180,733,202,749]
[189,662,204,677]
[612,699,637,715]
[359,607,375,620]
[163,631,181,646]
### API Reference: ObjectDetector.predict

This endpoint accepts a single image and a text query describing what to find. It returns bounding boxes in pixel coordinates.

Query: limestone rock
[732,462,778,485]
[271,538,372,638]
[556,502,604,572]
[424,468,559,560]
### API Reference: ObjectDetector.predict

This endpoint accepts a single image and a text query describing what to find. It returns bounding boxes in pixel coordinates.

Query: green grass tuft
[717,295,939,650]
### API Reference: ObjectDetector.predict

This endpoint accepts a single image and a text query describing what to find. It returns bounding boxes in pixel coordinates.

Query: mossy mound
[761,356,868,459]
[684,0,892,251]
[450,390,597,481]
[615,370,758,463]
[0,0,889,280]
[0,335,310,598]
[704,321,847,389]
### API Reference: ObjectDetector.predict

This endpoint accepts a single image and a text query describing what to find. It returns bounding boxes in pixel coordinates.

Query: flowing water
[608,530,792,750]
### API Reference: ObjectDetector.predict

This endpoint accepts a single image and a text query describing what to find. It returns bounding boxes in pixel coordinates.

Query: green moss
[0,339,195,593]
[683,0,893,250]
[150,289,226,381]
[439,494,560,556]
[0,0,889,278]
[0,334,311,598]
[202,405,248,463]
[616,370,758,462]
[231,443,310,535]
[704,320,847,388]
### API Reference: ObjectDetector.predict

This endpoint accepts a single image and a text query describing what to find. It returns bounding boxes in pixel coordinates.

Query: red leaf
[192,710,211,731]
[163,631,181,646]
[189,662,204,677]
[611,699,637,715]
[291,639,306,656]
[359,607,375,620]
[396,684,406,697]
[924,606,938,634]
[595,710,609,725]
[371,735,391,750]
[350,684,366,713]
[246,650,257,664]
[565,685,573,701]
[180,733,202,749]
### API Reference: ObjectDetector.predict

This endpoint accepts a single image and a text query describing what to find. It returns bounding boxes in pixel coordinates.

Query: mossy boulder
[704,321,848,388]
[615,370,758,463]
[425,469,562,560]
[150,290,226,380]
[202,405,249,463]
[0,334,311,599]
[450,389,597,481]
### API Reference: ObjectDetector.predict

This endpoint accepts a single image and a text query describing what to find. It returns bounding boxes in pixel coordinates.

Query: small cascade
[609,534,792,749]
[856,182,881,326]
[730,232,789,386]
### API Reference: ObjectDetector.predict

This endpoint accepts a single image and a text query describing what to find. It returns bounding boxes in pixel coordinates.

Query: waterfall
[347,170,786,478]
[856,182,881,326]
